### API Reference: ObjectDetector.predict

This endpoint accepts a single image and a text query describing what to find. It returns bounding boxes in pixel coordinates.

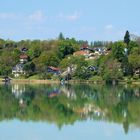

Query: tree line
[0,31,140,82]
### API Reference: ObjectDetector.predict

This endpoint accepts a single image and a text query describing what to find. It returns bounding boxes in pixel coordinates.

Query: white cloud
[105,24,114,30]
[66,12,79,21]
[0,13,16,19]
[103,24,125,40]
[28,10,46,22]
[58,11,80,21]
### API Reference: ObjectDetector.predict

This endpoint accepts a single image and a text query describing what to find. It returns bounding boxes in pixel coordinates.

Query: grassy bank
[0,79,60,84]
[1,77,140,85]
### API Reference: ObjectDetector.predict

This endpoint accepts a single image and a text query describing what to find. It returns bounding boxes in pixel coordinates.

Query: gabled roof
[20,54,28,59]
[21,47,28,52]
[74,50,89,56]
[81,43,89,49]
[12,63,24,71]
[48,66,60,71]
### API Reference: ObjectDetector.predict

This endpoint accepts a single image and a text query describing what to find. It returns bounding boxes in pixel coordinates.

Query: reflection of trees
[123,119,129,134]
[0,84,140,133]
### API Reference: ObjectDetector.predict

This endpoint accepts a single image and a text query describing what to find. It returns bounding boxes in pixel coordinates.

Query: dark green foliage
[112,41,126,62]
[124,30,130,45]
[23,62,36,77]
[58,38,80,58]
[58,32,65,40]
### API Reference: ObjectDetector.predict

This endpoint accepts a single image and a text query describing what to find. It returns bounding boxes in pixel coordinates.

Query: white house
[12,63,25,77]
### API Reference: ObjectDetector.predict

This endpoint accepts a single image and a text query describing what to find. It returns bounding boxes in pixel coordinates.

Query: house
[20,54,28,63]
[80,44,89,50]
[47,66,61,75]
[80,44,94,52]
[87,66,98,72]
[73,50,90,58]
[93,47,105,55]
[2,76,11,83]
[73,50,97,60]
[12,63,25,77]
[21,47,28,53]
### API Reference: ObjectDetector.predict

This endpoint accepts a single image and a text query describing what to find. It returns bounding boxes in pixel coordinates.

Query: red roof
[74,50,89,56]
[48,66,60,71]
[20,54,28,59]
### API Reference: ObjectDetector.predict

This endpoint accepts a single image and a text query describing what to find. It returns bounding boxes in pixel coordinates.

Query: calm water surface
[0,83,140,140]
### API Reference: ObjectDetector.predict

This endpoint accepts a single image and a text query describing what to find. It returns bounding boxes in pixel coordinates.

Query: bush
[89,76,103,82]
[133,75,139,80]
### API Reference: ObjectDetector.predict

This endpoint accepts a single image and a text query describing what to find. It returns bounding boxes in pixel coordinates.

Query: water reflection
[1,83,140,134]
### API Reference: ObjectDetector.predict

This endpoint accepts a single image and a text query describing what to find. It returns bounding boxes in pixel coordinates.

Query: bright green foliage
[0,47,20,75]
[0,35,140,80]
[128,47,140,70]
[128,41,139,54]
[112,41,126,62]
[73,57,90,79]
[34,51,60,73]
[27,40,42,59]
[98,56,123,81]
[58,38,80,58]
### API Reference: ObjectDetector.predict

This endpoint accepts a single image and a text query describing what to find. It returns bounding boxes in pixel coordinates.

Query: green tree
[101,58,123,82]
[23,62,36,77]
[128,47,140,74]
[27,40,42,59]
[124,30,130,46]
[128,41,139,54]
[112,41,126,62]
[58,32,65,40]
[58,45,74,58]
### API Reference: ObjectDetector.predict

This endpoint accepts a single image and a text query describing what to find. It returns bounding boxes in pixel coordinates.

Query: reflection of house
[61,86,76,100]
[12,63,25,77]
[20,54,28,63]
[47,66,61,75]
[12,84,26,106]
[12,84,25,99]
[48,88,60,98]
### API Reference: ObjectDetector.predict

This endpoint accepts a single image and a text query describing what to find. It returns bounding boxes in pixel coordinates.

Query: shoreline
[0,79,60,84]
[1,79,140,85]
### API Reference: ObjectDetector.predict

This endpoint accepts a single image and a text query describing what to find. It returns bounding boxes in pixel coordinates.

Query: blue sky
[0,0,139,42]
[0,120,140,140]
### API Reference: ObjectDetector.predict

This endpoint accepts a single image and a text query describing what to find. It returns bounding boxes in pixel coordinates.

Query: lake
[0,83,140,140]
